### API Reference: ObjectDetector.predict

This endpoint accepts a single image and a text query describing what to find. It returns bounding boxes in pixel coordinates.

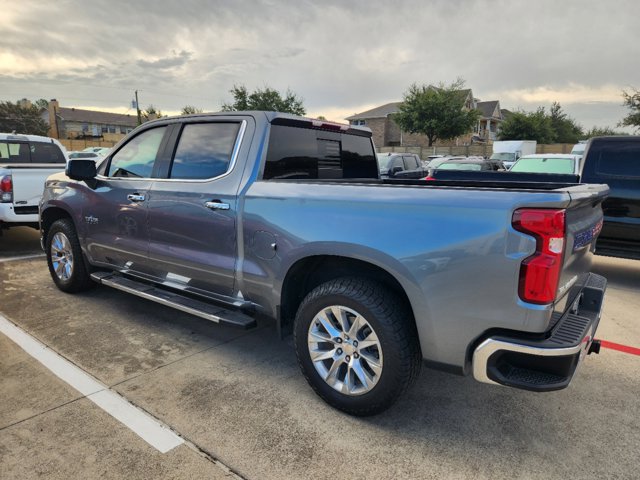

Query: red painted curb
[598,340,640,356]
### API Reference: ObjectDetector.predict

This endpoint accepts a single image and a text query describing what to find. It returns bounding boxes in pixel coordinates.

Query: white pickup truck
[0,133,68,232]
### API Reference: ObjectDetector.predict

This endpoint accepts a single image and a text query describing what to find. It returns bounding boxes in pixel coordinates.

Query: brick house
[346,88,505,148]
[42,99,138,142]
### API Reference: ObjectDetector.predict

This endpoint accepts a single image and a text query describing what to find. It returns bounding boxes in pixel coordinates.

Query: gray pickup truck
[40,112,608,415]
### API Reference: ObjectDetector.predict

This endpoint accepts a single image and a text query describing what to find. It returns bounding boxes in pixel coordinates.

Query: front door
[83,125,169,273]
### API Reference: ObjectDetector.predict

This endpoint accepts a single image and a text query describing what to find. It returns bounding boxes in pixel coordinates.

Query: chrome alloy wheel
[50,232,74,281]
[307,305,383,396]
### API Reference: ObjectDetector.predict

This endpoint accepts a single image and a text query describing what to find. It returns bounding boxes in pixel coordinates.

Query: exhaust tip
[588,339,601,355]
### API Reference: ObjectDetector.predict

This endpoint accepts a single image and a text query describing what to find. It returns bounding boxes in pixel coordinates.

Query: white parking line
[0,313,184,453]
[0,254,46,263]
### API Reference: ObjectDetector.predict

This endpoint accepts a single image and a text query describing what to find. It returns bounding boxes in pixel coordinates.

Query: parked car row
[67,147,111,161]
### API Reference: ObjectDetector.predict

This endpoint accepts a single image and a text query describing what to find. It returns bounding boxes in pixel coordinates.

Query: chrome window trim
[96,120,247,183]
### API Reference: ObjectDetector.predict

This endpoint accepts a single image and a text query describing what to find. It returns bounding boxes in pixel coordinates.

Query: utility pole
[135,90,142,125]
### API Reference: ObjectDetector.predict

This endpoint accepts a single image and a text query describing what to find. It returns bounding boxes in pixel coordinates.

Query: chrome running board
[90,272,257,329]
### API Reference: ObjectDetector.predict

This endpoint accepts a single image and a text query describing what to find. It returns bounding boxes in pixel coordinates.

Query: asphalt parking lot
[1,227,639,480]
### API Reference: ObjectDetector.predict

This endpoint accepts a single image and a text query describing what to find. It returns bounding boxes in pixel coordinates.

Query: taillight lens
[424,175,436,181]
[512,208,566,304]
[0,175,12,203]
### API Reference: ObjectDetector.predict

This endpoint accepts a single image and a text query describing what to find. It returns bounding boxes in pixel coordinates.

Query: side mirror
[66,159,97,188]
[391,166,403,175]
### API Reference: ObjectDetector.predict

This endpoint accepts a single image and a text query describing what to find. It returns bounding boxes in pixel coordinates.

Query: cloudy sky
[1,0,638,131]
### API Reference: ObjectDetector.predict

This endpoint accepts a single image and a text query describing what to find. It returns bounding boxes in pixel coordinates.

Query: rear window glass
[170,123,240,180]
[511,157,575,174]
[263,125,377,180]
[0,141,64,164]
[0,142,31,163]
[437,162,482,171]
[596,141,640,178]
[30,142,66,163]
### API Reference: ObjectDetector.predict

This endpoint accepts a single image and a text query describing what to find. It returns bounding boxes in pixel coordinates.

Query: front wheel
[46,218,94,293]
[294,277,421,416]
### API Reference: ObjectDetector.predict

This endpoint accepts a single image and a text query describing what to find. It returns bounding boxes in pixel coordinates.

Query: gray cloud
[1,0,638,128]
[136,51,193,70]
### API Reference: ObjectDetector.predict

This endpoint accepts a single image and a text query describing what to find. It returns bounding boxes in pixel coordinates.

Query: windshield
[437,162,482,171]
[490,152,515,162]
[510,157,575,174]
[376,154,393,169]
[570,144,586,155]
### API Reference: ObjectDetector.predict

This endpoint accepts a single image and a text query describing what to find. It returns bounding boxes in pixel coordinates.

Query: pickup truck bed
[39,112,608,415]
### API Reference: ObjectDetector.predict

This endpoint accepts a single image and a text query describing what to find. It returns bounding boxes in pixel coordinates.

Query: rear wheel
[46,218,94,293]
[294,277,421,416]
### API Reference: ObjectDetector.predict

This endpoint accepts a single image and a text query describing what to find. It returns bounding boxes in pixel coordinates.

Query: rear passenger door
[145,119,249,298]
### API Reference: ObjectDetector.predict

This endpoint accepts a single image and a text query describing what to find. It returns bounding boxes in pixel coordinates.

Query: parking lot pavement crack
[178,437,249,480]
[0,397,85,432]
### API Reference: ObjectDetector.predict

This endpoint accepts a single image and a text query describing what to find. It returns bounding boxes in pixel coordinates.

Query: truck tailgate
[7,164,66,205]
[556,184,608,307]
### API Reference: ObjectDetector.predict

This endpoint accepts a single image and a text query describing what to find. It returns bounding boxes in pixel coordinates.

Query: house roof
[346,102,401,120]
[500,108,513,119]
[57,107,138,127]
[477,100,501,119]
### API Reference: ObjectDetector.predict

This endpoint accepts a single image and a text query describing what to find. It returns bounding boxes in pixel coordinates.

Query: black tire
[294,277,421,416]
[46,218,94,293]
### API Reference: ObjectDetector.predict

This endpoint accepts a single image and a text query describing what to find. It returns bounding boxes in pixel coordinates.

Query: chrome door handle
[205,201,230,211]
[127,194,145,202]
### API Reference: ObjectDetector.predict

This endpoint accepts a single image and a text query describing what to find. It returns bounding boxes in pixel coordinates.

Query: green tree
[141,105,164,121]
[0,100,49,135]
[583,126,627,138]
[34,98,50,110]
[620,87,640,131]
[498,108,555,144]
[394,79,480,146]
[549,102,583,143]
[181,105,203,115]
[221,85,306,115]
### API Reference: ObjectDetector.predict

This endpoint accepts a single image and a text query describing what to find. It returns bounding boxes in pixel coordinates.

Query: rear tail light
[424,175,436,181]
[512,208,566,304]
[0,175,12,203]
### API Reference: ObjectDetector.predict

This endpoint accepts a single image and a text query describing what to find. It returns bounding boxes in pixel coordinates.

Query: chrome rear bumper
[472,273,606,392]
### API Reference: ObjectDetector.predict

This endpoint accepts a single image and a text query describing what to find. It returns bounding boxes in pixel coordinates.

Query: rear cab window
[0,141,65,164]
[595,140,640,178]
[263,120,377,180]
